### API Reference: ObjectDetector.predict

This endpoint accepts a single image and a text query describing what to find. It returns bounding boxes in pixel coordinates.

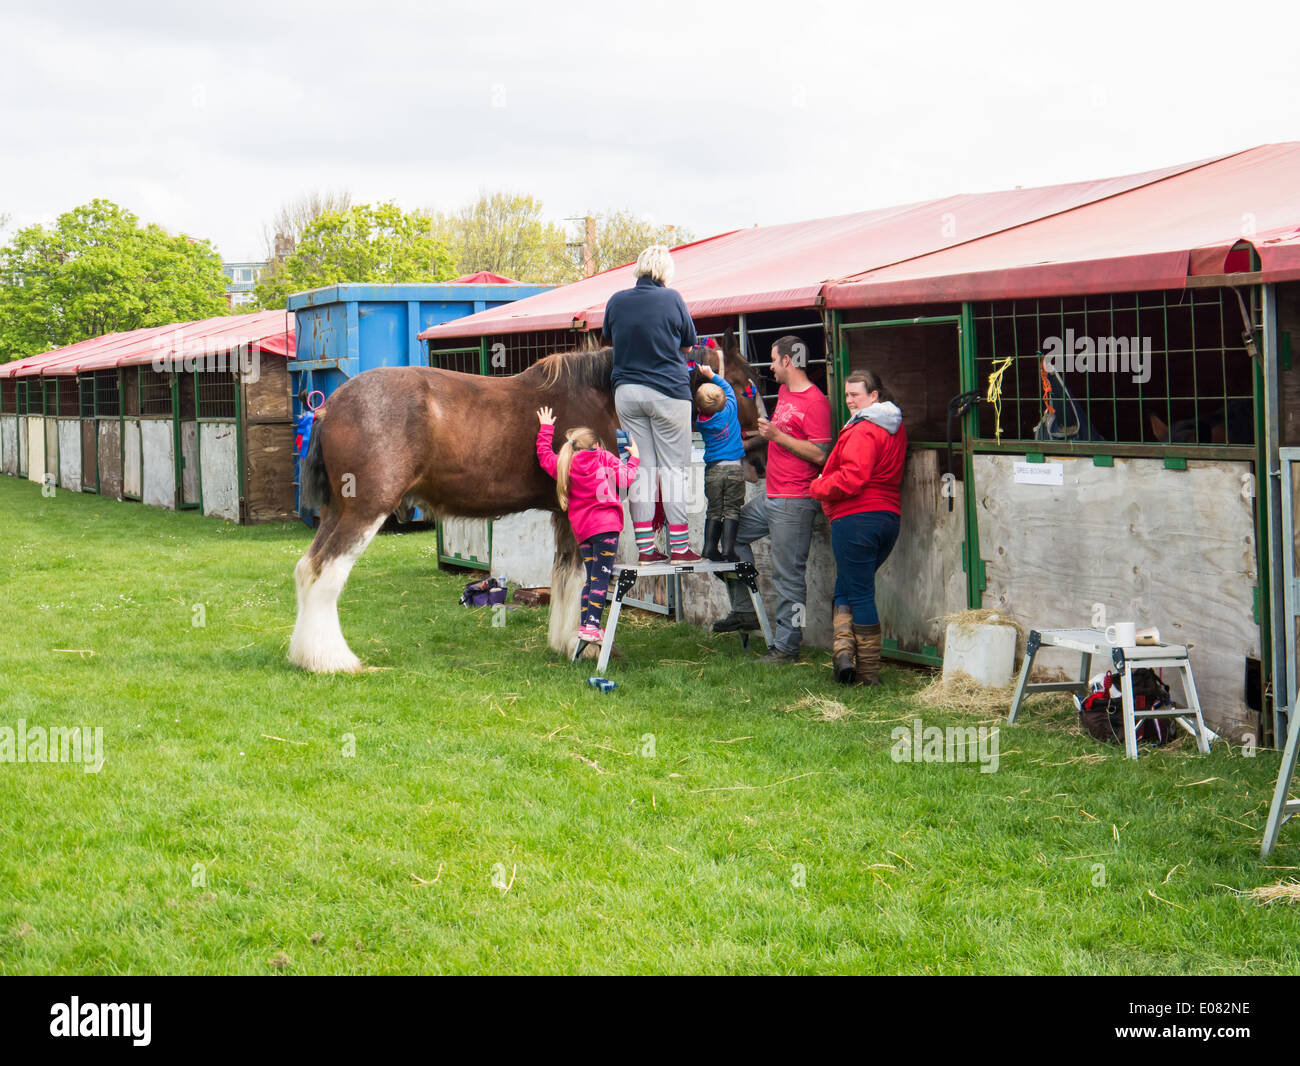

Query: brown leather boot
[853,623,883,686]
[832,606,856,684]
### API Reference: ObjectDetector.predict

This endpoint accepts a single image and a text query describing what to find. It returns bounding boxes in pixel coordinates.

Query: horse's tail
[299,420,331,512]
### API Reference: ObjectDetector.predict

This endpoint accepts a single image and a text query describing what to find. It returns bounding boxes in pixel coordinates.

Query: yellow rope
[985,356,1014,443]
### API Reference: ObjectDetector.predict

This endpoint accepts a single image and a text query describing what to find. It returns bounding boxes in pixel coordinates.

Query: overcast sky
[2,0,1296,261]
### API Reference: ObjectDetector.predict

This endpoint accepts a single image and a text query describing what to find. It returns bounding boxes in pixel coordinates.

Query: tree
[253,202,456,308]
[583,211,695,276]
[431,192,574,284]
[0,199,229,363]
[254,189,352,300]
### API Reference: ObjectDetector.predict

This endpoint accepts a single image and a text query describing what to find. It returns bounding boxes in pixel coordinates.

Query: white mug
[1105,622,1137,646]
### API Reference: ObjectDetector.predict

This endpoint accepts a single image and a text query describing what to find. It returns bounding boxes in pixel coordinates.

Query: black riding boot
[719,518,740,562]
[702,519,724,561]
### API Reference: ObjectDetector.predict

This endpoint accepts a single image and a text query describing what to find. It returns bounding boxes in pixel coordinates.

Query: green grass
[1,475,1299,974]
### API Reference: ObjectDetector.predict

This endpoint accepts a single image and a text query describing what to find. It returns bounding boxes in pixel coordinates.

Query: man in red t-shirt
[714,335,831,663]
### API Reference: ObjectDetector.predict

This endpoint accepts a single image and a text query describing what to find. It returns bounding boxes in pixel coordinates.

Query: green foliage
[586,210,694,275]
[0,200,229,363]
[254,202,455,309]
[431,192,575,284]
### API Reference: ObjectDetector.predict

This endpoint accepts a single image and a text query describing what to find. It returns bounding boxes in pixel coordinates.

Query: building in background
[222,261,268,308]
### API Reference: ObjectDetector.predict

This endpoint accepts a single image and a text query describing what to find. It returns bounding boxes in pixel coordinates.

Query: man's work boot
[758,647,799,665]
[719,518,740,562]
[702,519,724,561]
[853,623,883,686]
[832,606,856,685]
[713,608,759,633]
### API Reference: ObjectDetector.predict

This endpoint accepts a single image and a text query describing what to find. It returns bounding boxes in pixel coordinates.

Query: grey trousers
[614,384,694,527]
[728,490,821,653]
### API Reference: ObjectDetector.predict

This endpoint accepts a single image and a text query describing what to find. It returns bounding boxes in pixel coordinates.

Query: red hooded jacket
[809,406,907,521]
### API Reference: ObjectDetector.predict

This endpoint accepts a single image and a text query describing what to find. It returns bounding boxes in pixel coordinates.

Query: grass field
[2,475,1299,974]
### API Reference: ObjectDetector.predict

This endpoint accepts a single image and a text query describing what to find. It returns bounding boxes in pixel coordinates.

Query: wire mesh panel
[427,345,482,375]
[196,371,237,419]
[1,379,14,414]
[972,289,1255,448]
[735,311,829,416]
[79,376,95,418]
[139,369,173,416]
[56,378,79,417]
[485,330,588,375]
[95,370,121,417]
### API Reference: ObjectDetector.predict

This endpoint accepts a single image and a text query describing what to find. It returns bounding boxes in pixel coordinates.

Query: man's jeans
[728,491,821,654]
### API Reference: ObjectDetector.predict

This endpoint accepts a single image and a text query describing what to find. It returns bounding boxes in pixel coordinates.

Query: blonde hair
[555,426,600,510]
[634,245,674,285]
[695,382,725,414]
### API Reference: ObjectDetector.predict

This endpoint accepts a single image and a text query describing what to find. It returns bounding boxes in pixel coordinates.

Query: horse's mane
[525,346,613,391]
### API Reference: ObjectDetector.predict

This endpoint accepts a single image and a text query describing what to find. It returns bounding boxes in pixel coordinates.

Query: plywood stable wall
[57,420,80,492]
[140,419,174,509]
[17,417,27,477]
[874,448,967,652]
[242,422,295,523]
[1,416,16,476]
[442,517,492,566]
[98,422,122,500]
[44,419,57,483]
[199,423,238,520]
[180,421,198,506]
[26,417,44,485]
[490,510,557,587]
[81,421,96,491]
[974,453,1259,740]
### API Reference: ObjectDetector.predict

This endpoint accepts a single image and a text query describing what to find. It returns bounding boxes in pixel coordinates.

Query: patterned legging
[580,532,620,628]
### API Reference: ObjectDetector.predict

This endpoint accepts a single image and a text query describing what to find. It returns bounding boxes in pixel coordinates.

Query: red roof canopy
[451,271,521,284]
[420,143,1300,342]
[1,310,295,379]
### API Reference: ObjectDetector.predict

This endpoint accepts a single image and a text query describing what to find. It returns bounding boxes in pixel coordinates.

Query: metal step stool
[1008,627,1212,759]
[571,559,773,671]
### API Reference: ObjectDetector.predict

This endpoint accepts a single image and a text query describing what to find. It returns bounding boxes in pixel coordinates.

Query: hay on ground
[1249,880,1300,905]
[786,691,854,722]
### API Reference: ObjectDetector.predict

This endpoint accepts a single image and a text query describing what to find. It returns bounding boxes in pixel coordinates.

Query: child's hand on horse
[625,437,639,458]
[537,406,556,426]
[699,363,715,379]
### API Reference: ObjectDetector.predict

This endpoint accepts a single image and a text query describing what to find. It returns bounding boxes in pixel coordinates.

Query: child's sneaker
[577,624,605,644]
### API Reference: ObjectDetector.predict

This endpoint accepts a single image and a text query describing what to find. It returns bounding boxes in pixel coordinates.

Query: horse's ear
[722,325,736,352]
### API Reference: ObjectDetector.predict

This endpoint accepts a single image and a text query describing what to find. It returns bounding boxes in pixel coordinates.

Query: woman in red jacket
[809,370,907,686]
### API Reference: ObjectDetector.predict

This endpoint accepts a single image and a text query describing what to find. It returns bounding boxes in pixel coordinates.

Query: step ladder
[1008,628,1212,759]
[571,559,773,672]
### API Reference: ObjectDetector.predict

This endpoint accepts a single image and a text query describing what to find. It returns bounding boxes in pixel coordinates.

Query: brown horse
[289,347,619,672]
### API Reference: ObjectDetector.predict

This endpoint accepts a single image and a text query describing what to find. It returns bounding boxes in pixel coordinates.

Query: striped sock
[633,522,656,554]
[668,524,689,555]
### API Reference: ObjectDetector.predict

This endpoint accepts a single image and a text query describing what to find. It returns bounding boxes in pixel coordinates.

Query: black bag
[1078,668,1179,746]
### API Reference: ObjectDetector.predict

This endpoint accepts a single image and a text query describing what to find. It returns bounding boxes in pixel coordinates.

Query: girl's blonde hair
[555,426,600,510]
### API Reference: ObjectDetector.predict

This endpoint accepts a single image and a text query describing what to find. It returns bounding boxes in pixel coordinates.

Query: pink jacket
[536,425,639,543]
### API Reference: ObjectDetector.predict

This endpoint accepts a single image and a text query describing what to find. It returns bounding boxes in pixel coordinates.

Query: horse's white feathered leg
[289,515,385,673]
[547,547,586,659]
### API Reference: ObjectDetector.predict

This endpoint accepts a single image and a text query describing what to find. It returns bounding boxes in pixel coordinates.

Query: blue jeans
[831,510,900,626]
[728,491,821,654]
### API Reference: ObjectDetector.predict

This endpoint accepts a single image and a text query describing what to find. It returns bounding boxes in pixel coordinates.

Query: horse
[289,347,619,673]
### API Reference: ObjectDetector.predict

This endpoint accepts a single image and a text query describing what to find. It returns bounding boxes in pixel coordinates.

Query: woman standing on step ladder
[603,245,703,563]
[810,369,907,686]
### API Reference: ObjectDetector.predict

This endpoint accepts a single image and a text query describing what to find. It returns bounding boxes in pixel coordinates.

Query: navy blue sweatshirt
[604,275,697,401]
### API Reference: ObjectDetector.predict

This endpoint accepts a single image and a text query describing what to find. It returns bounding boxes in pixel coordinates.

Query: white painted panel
[975,454,1258,740]
[0,416,16,477]
[441,516,492,566]
[57,420,80,492]
[490,510,557,587]
[17,417,27,476]
[26,417,44,485]
[200,422,239,520]
[140,419,175,509]
[123,420,142,498]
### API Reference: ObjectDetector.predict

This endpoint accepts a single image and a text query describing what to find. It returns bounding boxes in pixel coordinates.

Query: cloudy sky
[2,0,1296,261]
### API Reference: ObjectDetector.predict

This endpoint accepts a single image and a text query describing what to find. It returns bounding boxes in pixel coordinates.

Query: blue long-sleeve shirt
[694,376,745,463]
[604,275,697,401]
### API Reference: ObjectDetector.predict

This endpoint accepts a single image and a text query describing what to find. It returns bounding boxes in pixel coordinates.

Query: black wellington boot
[702,518,724,561]
[720,518,741,562]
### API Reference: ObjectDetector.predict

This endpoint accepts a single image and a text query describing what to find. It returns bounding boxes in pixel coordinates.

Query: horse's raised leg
[547,514,589,659]
[289,508,387,673]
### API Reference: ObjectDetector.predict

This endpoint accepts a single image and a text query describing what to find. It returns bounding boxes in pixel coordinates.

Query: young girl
[536,406,639,644]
